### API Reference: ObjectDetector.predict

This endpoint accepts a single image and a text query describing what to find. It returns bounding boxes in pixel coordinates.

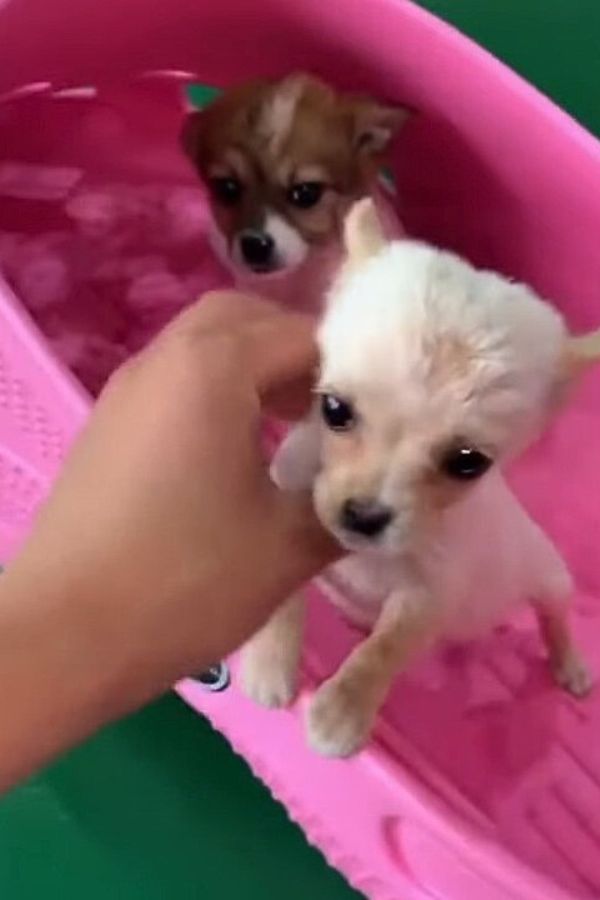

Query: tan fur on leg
[536,605,593,697]
[307,586,435,757]
[241,593,305,708]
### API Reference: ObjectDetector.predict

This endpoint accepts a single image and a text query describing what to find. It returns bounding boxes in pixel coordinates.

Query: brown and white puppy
[182,73,407,309]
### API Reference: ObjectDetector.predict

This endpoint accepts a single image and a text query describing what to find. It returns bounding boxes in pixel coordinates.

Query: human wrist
[0,559,153,790]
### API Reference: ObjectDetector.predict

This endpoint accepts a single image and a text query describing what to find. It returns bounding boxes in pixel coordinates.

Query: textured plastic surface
[1,0,600,898]
[0,278,88,558]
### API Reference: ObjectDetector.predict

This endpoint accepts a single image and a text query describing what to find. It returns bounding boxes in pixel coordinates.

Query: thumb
[242,315,318,399]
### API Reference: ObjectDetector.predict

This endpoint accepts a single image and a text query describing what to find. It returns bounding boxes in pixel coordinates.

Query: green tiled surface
[2,3,598,898]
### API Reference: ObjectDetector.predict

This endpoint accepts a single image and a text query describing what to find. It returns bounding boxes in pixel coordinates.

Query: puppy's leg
[241,593,305,708]
[242,415,315,707]
[307,585,435,757]
[531,569,593,697]
[535,604,593,697]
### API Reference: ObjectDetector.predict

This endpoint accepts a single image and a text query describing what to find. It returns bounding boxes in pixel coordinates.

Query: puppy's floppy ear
[344,198,387,263]
[180,110,203,164]
[561,329,600,378]
[349,98,411,155]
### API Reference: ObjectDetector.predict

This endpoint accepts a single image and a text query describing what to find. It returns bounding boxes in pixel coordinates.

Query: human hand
[0,292,338,787]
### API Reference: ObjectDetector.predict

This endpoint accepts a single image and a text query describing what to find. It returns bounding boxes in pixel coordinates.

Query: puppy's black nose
[239,230,275,270]
[340,498,393,538]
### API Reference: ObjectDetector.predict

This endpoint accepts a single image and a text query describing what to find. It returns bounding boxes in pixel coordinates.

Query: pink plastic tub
[1,1,600,897]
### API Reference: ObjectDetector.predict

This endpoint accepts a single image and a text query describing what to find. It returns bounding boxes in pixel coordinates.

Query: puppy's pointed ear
[344,198,387,263]
[562,329,600,378]
[180,110,203,164]
[350,99,411,155]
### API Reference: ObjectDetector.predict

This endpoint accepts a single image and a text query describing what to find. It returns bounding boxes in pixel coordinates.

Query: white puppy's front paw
[552,651,594,698]
[240,647,298,709]
[306,678,373,757]
[270,420,320,491]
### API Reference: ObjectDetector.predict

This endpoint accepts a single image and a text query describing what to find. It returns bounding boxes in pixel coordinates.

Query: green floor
[2,3,599,899]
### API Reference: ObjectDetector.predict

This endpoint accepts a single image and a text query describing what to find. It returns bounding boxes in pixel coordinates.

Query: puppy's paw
[552,651,594,698]
[306,678,373,757]
[240,646,298,709]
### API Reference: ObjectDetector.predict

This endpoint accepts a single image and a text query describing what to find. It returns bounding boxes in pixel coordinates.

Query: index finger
[240,315,319,418]
[166,290,283,340]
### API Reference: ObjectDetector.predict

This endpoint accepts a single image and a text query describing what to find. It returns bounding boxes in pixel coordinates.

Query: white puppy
[242,199,596,758]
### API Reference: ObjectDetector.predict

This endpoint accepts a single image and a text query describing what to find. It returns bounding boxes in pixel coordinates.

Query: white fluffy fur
[278,239,571,624]
[258,74,305,154]
[320,242,565,456]
[243,222,593,757]
[264,211,308,269]
[308,241,567,555]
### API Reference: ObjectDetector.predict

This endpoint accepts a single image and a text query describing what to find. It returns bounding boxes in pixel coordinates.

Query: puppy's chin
[331,525,410,557]
[230,250,308,280]
[330,528,396,556]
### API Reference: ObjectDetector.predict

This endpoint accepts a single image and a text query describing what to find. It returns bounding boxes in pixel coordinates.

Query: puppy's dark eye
[440,446,492,481]
[321,394,355,431]
[210,176,243,205]
[287,182,324,209]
